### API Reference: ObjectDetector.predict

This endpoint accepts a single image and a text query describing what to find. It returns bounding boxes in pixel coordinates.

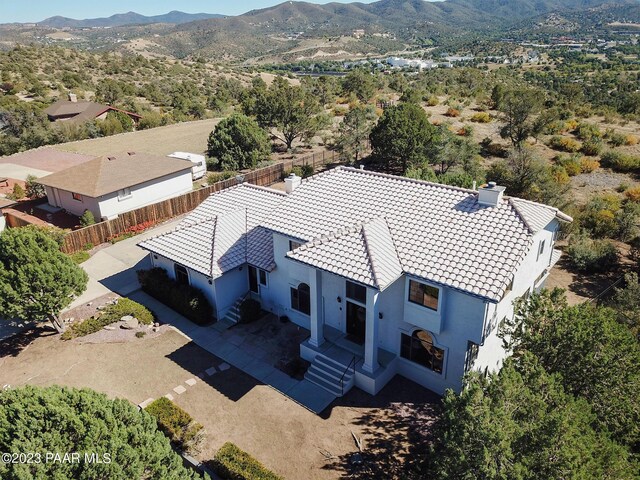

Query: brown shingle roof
[37,152,193,197]
[0,147,95,173]
[44,101,142,122]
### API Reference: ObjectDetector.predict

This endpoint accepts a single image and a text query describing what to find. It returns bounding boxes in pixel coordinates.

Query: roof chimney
[478,181,505,207]
[284,173,302,194]
[68,93,77,103]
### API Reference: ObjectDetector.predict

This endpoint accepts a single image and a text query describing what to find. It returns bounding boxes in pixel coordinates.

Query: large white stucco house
[38,152,193,221]
[138,166,571,397]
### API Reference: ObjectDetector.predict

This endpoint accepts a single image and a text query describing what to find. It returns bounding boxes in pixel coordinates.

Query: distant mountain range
[154,0,638,59]
[37,11,224,28]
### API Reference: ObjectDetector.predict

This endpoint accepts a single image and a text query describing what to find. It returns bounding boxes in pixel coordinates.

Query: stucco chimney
[478,181,505,207]
[284,173,302,194]
[68,93,77,103]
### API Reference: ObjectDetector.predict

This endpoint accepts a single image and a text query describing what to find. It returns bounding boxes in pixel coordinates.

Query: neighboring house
[138,167,571,397]
[44,97,142,124]
[38,152,193,221]
[0,198,17,232]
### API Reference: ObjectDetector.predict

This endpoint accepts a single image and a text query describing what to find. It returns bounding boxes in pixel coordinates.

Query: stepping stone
[185,378,197,387]
[196,372,206,379]
[205,367,217,376]
[138,398,154,409]
[164,393,174,401]
[173,385,186,395]
[218,362,230,371]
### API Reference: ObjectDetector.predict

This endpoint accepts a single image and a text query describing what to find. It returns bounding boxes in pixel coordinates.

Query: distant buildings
[44,95,142,124]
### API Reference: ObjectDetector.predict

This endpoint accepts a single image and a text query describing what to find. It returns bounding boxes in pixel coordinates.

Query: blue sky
[1,0,379,23]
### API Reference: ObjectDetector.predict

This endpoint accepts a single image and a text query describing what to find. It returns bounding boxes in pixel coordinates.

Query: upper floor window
[400,330,444,373]
[118,187,132,201]
[408,280,439,311]
[72,192,82,201]
[174,264,189,286]
[259,269,268,286]
[537,240,546,260]
[346,281,366,304]
[289,240,302,251]
[290,282,310,315]
[465,341,479,373]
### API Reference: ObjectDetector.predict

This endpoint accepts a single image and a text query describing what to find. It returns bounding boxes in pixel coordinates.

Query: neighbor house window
[400,330,444,373]
[465,341,479,373]
[72,192,82,201]
[408,280,439,310]
[346,281,366,304]
[289,240,302,251]
[174,264,189,286]
[259,269,268,286]
[290,282,310,315]
[118,187,132,200]
[537,240,546,261]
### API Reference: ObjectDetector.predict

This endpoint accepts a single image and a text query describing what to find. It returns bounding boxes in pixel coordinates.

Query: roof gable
[37,152,192,197]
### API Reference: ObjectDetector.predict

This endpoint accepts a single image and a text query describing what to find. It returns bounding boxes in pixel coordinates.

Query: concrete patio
[128,290,338,413]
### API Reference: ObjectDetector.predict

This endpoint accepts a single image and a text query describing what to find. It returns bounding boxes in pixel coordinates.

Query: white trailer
[167,152,206,180]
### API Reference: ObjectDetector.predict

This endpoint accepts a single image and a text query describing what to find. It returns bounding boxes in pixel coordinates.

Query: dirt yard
[55,118,221,157]
[0,328,438,480]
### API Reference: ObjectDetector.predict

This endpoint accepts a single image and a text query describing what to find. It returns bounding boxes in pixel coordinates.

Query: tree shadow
[0,327,56,358]
[322,376,441,479]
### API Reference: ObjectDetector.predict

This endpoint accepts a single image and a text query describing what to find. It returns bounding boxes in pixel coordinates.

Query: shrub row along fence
[61,150,339,253]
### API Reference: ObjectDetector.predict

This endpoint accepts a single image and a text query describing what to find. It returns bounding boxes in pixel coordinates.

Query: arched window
[290,283,310,315]
[174,264,189,286]
[400,329,444,373]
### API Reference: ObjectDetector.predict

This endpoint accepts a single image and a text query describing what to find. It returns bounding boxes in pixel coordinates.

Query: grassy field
[55,118,221,157]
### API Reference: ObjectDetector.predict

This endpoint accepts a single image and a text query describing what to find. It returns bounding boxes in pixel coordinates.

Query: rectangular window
[174,264,189,286]
[408,280,439,310]
[72,192,82,201]
[118,187,132,201]
[259,269,267,286]
[400,331,444,373]
[537,240,546,261]
[289,240,302,251]
[465,341,479,373]
[346,281,366,304]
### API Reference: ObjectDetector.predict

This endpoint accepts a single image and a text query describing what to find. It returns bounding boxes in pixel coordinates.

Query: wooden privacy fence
[61,150,339,253]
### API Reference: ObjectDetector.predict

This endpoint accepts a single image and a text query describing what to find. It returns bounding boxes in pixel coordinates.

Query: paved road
[66,217,184,310]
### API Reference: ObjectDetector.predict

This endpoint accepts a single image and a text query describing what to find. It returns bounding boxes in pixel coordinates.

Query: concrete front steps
[221,299,242,325]
[305,353,355,397]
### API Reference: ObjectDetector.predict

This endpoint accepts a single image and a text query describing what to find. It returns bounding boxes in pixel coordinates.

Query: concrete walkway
[67,219,336,413]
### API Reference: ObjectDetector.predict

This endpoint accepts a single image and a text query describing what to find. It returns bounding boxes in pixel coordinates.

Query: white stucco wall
[0,214,5,232]
[45,169,192,221]
[214,267,249,319]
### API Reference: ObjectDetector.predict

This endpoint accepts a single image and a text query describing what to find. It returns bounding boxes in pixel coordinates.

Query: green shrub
[69,251,90,264]
[212,442,283,480]
[107,298,154,325]
[135,331,146,338]
[470,112,491,123]
[600,150,640,173]
[282,164,313,180]
[145,397,203,454]
[574,122,602,141]
[206,170,237,185]
[555,154,582,176]
[79,209,96,227]
[61,298,154,340]
[8,183,25,200]
[607,131,626,147]
[25,174,45,198]
[137,268,214,325]
[549,136,581,153]
[567,234,619,273]
[239,298,261,324]
[581,137,603,156]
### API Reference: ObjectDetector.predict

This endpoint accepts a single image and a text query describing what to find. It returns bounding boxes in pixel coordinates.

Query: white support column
[309,269,324,348]
[363,289,379,374]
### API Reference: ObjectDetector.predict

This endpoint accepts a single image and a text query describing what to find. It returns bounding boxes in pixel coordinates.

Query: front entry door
[248,266,259,294]
[346,301,366,344]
